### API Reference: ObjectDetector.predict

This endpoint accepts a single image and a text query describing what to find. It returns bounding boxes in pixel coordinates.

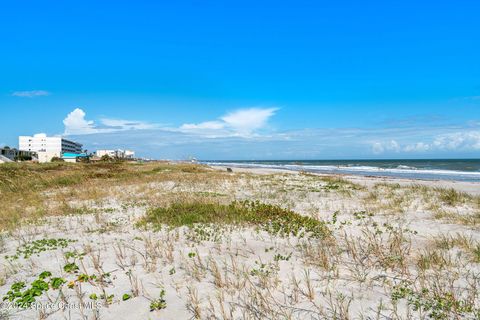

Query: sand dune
[1,163,479,319]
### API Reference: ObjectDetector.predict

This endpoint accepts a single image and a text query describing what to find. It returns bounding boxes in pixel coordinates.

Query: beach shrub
[150,289,167,311]
[139,201,331,239]
[391,282,479,319]
[2,272,67,308]
[14,154,32,161]
[63,262,80,274]
[100,154,113,162]
[6,238,75,261]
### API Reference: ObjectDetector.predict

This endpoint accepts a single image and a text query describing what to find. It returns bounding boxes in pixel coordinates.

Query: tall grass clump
[139,201,331,239]
[436,188,469,206]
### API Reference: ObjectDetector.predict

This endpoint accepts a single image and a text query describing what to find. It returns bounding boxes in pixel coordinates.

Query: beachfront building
[124,150,135,159]
[96,149,135,159]
[96,149,117,158]
[0,147,38,163]
[19,133,83,163]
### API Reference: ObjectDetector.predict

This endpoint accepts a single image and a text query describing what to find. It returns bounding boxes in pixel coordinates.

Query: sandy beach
[211,165,480,195]
[1,162,479,319]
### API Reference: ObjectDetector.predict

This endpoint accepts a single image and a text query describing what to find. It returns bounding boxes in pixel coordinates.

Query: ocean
[202,159,480,182]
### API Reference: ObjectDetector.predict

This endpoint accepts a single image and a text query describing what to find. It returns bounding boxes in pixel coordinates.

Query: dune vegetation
[0,162,479,319]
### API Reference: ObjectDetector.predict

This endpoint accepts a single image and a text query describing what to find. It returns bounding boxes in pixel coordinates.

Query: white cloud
[180,107,278,137]
[433,131,480,150]
[221,108,278,135]
[404,142,430,152]
[12,90,50,98]
[371,130,480,154]
[373,140,431,154]
[371,140,400,154]
[180,121,225,130]
[371,143,383,154]
[63,108,156,135]
[63,108,97,135]
[63,107,277,138]
[389,140,401,152]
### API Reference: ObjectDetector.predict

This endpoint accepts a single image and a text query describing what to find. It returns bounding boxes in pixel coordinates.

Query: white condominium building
[19,133,83,163]
[95,150,117,158]
[96,149,135,159]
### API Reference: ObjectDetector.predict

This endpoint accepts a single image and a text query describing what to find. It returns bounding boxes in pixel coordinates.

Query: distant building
[124,150,135,159]
[96,150,117,158]
[96,149,135,159]
[19,133,83,163]
[0,147,37,163]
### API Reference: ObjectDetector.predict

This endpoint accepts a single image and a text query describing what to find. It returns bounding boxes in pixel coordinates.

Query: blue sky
[1,0,479,159]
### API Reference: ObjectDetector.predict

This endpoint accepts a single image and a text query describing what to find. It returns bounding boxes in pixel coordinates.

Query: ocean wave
[204,161,480,180]
[396,165,417,170]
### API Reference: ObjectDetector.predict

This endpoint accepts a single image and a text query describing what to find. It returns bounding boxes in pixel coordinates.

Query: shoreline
[202,160,480,182]
[209,164,480,195]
